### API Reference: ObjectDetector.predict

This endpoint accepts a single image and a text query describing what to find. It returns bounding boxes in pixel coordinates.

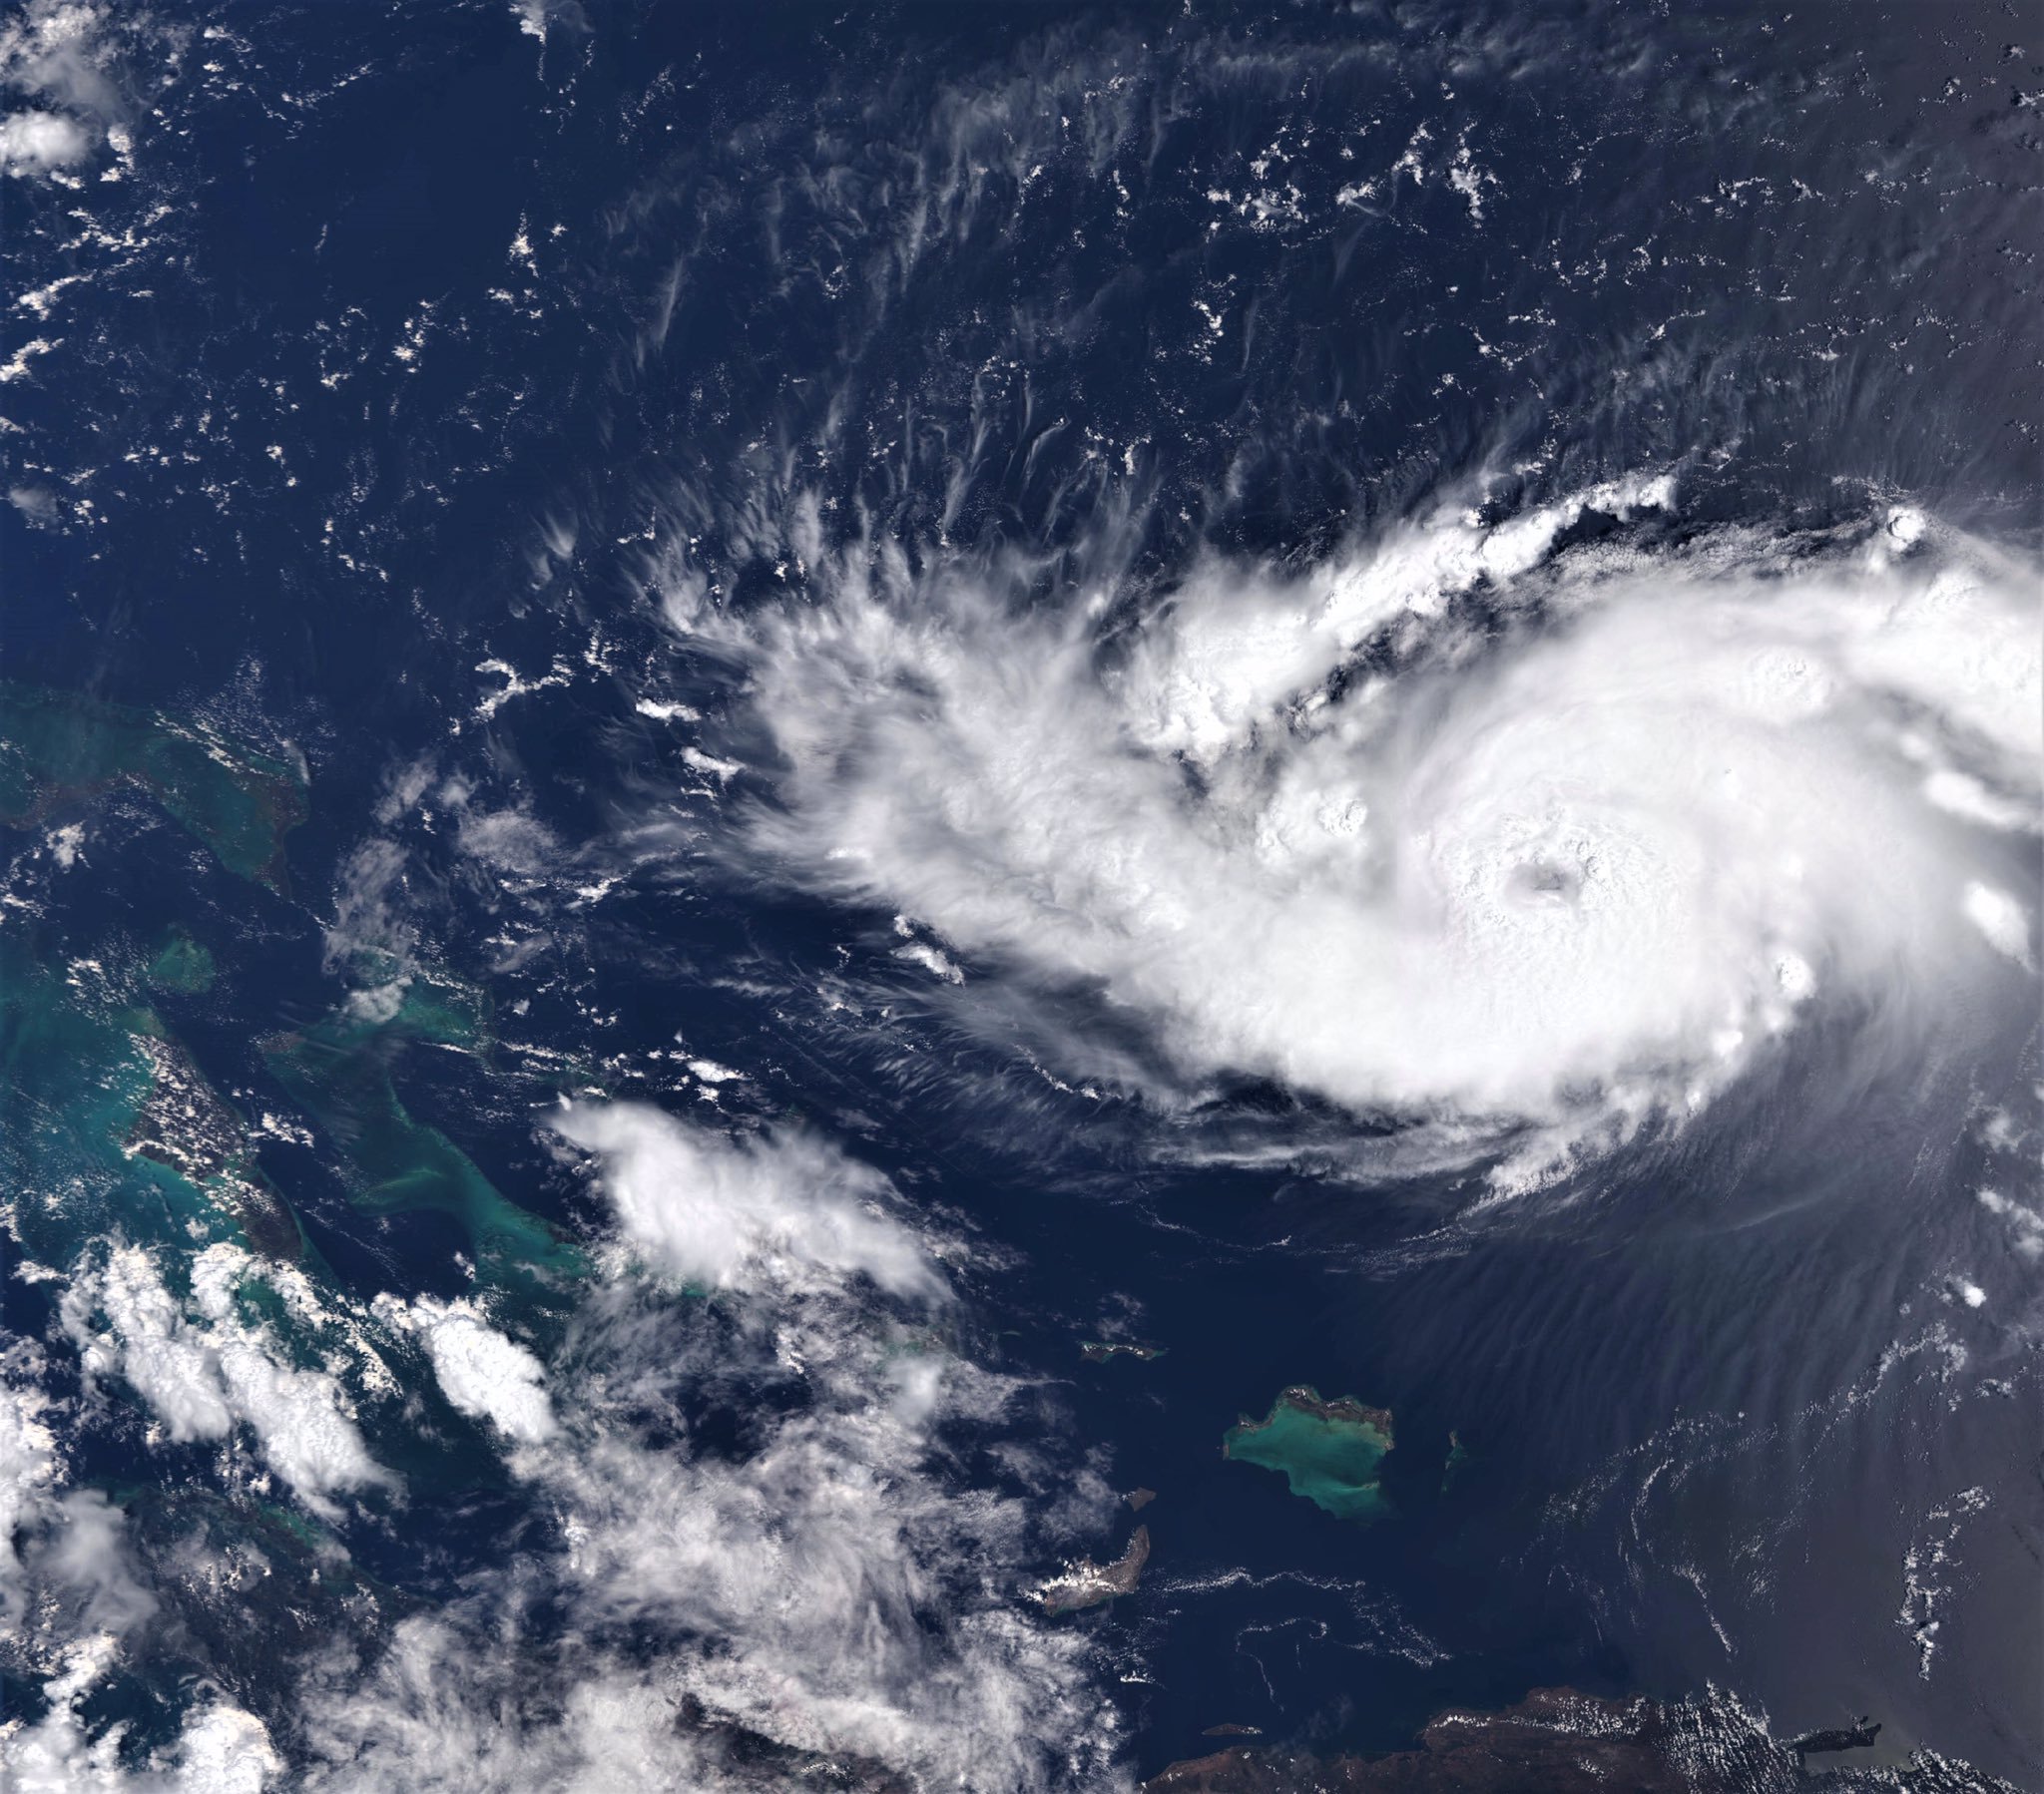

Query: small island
[1224,1386,1395,1523]
[1440,1430,1470,1492]
[1789,1716,1880,1761]
[1034,1526,1151,1615]
[147,927,217,996]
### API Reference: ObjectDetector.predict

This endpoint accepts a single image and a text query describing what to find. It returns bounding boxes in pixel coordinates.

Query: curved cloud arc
[692,489,2040,1189]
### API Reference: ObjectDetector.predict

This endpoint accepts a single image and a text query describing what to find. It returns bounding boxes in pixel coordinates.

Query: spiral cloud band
[714,486,2040,1188]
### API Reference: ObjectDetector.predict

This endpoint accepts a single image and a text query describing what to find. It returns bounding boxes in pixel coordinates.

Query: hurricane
[707,488,2038,1191]
[1,3,2038,1791]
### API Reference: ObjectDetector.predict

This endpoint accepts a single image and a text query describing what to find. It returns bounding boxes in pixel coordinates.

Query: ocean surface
[1,4,2038,1789]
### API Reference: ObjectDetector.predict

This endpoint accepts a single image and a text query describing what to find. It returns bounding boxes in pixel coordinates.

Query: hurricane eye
[1510,859,1582,903]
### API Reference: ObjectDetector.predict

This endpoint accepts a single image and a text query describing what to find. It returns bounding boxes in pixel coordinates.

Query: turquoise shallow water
[259,984,583,1289]
[0,681,306,891]
[0,5,2038,1789]
[1225,1390,1396,1523]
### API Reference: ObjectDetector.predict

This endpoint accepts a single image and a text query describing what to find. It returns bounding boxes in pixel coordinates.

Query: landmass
[1224,1386,1395,1523]
[1083,1340,1168,1362]
[669,1694,914,1794]
[125,1026,302,1259]
[1142,1688,2022,1793]
[0,936,297,1263]
[0,680,307,891]
[1127,1487,1158,1512]
[1440,1429,1470,1492]
[1034,1526,1151,1615]
[1791,1717,1881,1760]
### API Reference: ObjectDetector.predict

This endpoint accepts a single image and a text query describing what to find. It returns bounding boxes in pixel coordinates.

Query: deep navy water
[2,4,2040,1790]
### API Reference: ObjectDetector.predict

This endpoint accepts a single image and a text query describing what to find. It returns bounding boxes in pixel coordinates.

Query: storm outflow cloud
[707,488,2040,1189]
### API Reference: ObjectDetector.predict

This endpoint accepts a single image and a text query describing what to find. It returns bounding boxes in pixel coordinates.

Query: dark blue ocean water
[2,3,2039,1787]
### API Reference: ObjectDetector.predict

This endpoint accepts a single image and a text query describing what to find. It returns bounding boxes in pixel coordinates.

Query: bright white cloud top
[704,488,2040,1190]
[61,1244,387,1521]
[0,108,88,174]
[374,1294,556,1447]
[552,1102,949,1301]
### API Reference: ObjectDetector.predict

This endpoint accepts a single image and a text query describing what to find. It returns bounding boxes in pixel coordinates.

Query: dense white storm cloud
[702,488,2040,1188]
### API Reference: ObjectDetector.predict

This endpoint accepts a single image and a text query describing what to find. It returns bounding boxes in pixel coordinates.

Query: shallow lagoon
[1225,1387,1395,1523]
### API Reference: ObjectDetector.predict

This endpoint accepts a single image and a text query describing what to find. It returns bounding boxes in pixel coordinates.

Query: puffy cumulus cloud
[60,1242,388,1521]
[1963,881,2035,970]
[295,1627,1057,1794]
[18,1109,1116,1789]
[0,1377,63,1625]
[0,2,120,108]
[37,1490,157,1637]
[0,1375,154,1715]
[272,1104,1115,1792]
[0,1,129,178]
[0,1636,127,1793]
[0,107,88,173]
[1977,1187,2044,1260]
[0,1375,60,1517]
[162,1704,283,1794]
[291,1356,1113,1791]
[705,488,2040,1190]
[514,1343,1098,1786]
[295,1636,735,1793]
[372,1292,555,1446]
[509,0,589,46]
[551,1101,949,1302]
[1,1600,279,1791]
[1,1648,282,1793]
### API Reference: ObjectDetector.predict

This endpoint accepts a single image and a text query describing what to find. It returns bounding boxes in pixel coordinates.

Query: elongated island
[1034,1526,1152,1615]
